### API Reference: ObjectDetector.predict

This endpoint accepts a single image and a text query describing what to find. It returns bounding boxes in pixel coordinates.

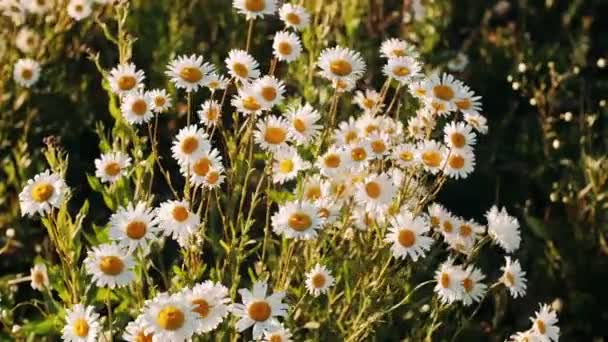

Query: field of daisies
[2,0,608,341]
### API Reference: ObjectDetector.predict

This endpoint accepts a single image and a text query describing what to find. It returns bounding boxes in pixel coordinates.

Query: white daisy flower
[486,205,521,253]
[183,281,230,333]
[254,115,290,152]
[380,116,404,141]
[460,265,487,306]
[350,206,386,231]
[464,113,489,135]
[253,75,285,109]
[454,83,483,116]
[315,197,341,225]
[392,143,418,168]
[356,113,381,137]
[30,263,49,291]
[109,202,158,253]
[409,79,427,99]
[385,209,434,261]
[22,0,52,14]
[345,140,373,170]
[334,118,360,145]
[427,202,448,229]
[19,170,67,217]
[406,115,427,140]
[380,38,418,59]
[67,0,91,21]
[263,324,293,342]
[443,121,477,151]
[424,73,460,115]
[509,330,542,342]
[84,243,135,288]
[232,86,264,115]
[317,46,366,83]
[301,175,326,201]
[13,58,40,87]
[15,27,39,54]
[501,256,527,298]
[121,91,154,125]
[272,31,302,63]
[185,149,223,186]
[353,89,383,114]
[444,148,476,180]
[232,281,288,340]
[316,146,349,177]
[354,173,396,214]
[285,103,322,146]
[166,54,214,93]
[434,260,465,304]
[305,263,335,297]
[225,49,260,81]
[94,151,131,184]
[123,316,153,342]
[147,89,172,113]
[62,304,100,342]
[171,125,211,166]
[108,63,145,96]
[450,217,485,252]
[203,166,226,189]
[417,140,447,174]
[205,72,230,92]
[367,132,392,159]
[272,200,323,240]
[530,303,560,342]
[272,146,310,184]
[233,0,277,20]
[198,99,222,126]
[383,56,421,85]
[141,292,198,341]
[278,3,309,30]
[156,200,200,247]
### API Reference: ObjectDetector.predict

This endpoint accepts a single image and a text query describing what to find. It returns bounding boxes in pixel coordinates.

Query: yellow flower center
[72,318,89,337]
[269,334,283,342]
[371,140,386,153]
[232,63,249,78]
[206,170,220,184]
[193,157,211,177]
[156,306,185,331]
[536,320,546,335]
[278,159,294,173]
[345,131,358,144]
[31,182,54,203]
[242,96,261,111]
[362,98,375,109]
[286,12,301,25]
[324,154,341,168]
[455,99,471,110]
[393,66,410,77]
[433,85,455,101]
[293,118,306,133]
[172,206,189,222]
[288,212,313,231]
[264,127,287,145]
[398,229,416,247]
[135,331,153,342]
[245,0,265,12]
[132,99,148,116]
[392,48,406,57]
[104,162,122,177]
[192,298,211,318]
[504,272,515,286]
[364,181,381,199]
[247,300,271,321]
[74,4,83,12]
[205,107,218,121]
[440,273,451,288]
[261,86,277,102]
[179,67,203,83]
[463,278,474,293]
[329,59,353,77]
[449,155,465,170]
[305,185,321,200]
[21,68,33,80]
[450,133,466,148]
[399,151,413,162]
[430,216,440,227]
[364,124,379,135]
[459,224,472,237]
[311,273,326,288]
[118,75,136,91]
[278,42,292,55]
[33,271,45,286]
[422,151,441,168]
[99,256,125,275]
[126,220,147,239]
[318,208,330,218]
[180,136,199,155]
[350,147,367,161]
[154,96,166,107]
[442,220,453,234]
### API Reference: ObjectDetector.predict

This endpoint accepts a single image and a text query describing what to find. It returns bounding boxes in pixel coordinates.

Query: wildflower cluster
[5,1,561,341]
